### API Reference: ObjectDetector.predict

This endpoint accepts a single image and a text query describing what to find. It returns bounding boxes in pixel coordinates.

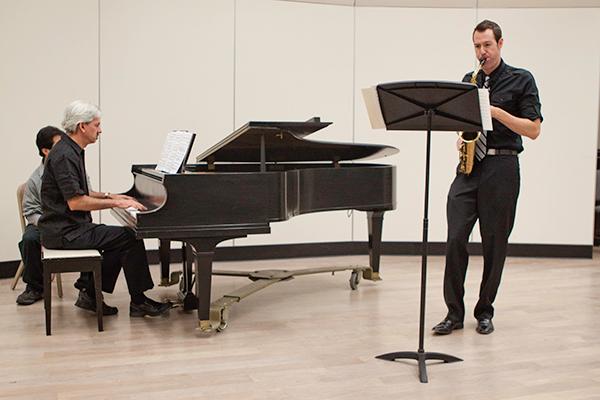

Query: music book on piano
[155,130,196,174]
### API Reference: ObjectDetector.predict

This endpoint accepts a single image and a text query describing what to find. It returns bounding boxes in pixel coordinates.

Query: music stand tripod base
[376,350,462,383]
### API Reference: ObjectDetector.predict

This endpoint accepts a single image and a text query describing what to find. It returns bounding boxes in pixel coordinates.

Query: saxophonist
[433,20,543,335]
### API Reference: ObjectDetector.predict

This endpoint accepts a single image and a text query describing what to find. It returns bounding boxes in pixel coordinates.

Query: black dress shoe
[75,291,118,316]
[16,287,43,305]
[432,318,464,335]
[476,318,494,334]
[129,299,171,318]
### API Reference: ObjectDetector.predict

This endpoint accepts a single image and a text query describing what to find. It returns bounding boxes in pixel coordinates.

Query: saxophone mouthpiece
[479,58,487,65]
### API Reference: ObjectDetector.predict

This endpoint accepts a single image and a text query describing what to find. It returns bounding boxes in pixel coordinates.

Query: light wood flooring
[1,249,600,399]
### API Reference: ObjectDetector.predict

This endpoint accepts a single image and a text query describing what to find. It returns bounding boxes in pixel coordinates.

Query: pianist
[39,100,171,318]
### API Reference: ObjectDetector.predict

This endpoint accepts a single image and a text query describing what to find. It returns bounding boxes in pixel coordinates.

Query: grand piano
[112,119,397,333]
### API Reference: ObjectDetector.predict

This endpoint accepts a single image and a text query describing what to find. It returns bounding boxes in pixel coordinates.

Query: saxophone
[457,58,485,175]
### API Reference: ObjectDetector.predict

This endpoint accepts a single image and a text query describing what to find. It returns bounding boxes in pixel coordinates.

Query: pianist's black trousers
[443,155,520,323]
[18,224,44,292]
[62,224,154,297]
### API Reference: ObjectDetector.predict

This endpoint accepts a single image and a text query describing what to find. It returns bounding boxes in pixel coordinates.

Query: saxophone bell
[460,131,480,142]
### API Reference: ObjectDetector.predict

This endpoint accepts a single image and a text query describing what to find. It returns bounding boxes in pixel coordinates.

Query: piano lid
[195,118,398,163]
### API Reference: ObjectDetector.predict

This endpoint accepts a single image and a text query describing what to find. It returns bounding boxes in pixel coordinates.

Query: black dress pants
[60,224,154,297]
[18,224,44,292]
[444,155,520,322]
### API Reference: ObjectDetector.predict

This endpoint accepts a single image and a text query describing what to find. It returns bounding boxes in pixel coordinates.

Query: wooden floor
[1,249,600,399]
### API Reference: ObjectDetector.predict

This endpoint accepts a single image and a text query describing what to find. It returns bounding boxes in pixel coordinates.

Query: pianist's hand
[111,194,135,201]
[115,198,147,211]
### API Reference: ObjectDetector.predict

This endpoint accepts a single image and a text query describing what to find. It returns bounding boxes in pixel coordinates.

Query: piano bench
[42,247,103,336]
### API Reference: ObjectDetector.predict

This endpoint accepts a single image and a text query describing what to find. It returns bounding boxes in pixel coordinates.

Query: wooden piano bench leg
[43,260,52,336]
[41,248,103,335]
[92,262,103,332]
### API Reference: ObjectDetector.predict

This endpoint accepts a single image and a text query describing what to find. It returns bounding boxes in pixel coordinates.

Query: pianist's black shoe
[476,318,494,335]
[75,290,118,316]
[432,318,463,335]
[16,287,43,305]
[129,297,171,318]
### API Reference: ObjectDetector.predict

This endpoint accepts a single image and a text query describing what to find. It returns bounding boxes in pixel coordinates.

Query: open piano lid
[195,118,398,163]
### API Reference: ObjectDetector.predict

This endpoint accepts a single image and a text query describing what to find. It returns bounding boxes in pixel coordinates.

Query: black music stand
[367,81,485,383]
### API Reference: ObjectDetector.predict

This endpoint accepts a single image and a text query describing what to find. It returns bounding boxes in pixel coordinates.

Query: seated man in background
[39,100,171,317]
[16,126,63,305]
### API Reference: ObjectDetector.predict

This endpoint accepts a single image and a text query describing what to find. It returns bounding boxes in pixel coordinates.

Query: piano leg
[365,211,385,281]
[186,237,242,333]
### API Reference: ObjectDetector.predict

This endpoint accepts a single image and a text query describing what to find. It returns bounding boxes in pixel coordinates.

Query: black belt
[487,149,518,156]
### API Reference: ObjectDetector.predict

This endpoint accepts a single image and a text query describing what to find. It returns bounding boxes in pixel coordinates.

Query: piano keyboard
[126,207,139,219]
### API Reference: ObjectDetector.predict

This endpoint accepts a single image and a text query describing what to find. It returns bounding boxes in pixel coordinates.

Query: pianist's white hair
[62,100,101,134]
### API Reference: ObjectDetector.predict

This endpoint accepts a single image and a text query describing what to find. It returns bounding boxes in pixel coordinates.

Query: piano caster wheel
[349,269,361,290]
[217,320,228,332]
[216,308,229,332]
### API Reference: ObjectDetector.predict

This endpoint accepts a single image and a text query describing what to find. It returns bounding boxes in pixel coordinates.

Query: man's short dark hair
[36,126,63,158]
[474,19,502,42]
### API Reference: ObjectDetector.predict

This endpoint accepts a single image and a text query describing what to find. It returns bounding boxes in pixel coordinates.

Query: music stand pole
[420,109,433,354]
[376,110,462,384]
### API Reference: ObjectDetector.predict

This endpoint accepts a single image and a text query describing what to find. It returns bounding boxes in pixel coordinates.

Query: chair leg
[43,263,51,336]
[92,266,103,332]
[56,273,63,298]
[11,261,25,290]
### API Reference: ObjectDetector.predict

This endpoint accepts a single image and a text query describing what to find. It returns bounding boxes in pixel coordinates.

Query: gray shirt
[25,160,93,228]
[22,163,44,226]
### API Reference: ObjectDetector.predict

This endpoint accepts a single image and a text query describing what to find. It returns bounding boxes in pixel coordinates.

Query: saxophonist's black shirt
[462,59,543,153]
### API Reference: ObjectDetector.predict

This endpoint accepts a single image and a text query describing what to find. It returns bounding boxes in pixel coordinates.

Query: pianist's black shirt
[39,133,95,248]
[463,59,543,153]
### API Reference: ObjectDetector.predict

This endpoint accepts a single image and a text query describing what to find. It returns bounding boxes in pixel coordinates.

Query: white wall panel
[354,7,476,243]
[0,0,98,262]
[473,9,600,245]
[282,0,600,7]
[98,0,235,248]
[355,7,600,246]
[234,0,355,245]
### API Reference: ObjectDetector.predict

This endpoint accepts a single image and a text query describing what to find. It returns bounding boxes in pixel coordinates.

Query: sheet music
[361,87,386,129]
[156,130,196,174]
[478,89,493,131]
